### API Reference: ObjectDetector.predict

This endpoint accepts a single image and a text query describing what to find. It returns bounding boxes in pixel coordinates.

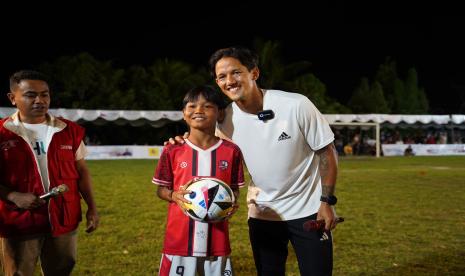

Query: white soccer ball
[183,178,235,222]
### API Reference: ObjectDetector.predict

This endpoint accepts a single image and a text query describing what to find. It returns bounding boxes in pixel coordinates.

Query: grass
[42,156,465,275]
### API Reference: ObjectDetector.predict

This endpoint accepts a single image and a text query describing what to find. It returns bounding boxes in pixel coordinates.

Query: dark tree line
[2,40,429,115]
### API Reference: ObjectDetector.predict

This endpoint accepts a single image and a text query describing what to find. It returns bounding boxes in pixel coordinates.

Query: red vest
[0,116,85,237]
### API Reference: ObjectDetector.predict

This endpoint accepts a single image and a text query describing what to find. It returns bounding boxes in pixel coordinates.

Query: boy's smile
[183,95,219,132]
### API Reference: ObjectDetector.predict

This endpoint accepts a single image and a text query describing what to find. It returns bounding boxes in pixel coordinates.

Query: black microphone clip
[257,110,275,121]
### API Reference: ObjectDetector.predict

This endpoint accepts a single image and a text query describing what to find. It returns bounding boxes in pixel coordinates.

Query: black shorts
[248,214,333,276]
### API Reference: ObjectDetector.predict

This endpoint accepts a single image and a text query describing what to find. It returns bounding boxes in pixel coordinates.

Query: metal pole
[376,123,380,158]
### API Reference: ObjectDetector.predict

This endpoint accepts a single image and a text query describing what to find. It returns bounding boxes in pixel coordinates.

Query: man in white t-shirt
[209,47,340,276]
[170,47,340,275]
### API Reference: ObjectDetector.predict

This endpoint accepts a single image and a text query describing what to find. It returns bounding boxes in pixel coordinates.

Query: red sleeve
[231,147,245,188]
[152,146,173,187]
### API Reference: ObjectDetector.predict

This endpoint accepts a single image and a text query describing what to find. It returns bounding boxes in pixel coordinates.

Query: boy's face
[7,79,50,124]
[183,95,219,131]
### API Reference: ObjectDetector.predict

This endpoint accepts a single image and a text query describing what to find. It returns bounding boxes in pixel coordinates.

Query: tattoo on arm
[318,144,338,197]
[319,149,329,178]
[322,184,335,197]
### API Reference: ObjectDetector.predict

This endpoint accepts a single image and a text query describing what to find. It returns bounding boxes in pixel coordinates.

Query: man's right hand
[164,132,189,146]
[8,192,45,209]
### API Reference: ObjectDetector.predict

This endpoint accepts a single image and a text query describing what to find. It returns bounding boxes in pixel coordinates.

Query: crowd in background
[333,127,465,156]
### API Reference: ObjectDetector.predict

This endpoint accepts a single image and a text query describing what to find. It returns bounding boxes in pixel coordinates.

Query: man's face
[8,79,50,123]
[215,57,259,102]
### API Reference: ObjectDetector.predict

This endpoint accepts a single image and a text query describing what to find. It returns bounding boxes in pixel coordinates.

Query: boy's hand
[224,201,239,220]
[164,132,189,146]
[224,189,239,220]
[171,189,192,212]
[172,178,198,212]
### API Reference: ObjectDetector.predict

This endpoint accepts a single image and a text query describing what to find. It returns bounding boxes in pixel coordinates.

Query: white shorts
[158,254,233,276]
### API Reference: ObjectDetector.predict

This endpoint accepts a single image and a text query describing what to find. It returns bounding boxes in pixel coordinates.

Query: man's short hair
[9,70,50,92]
[208,46,259,78]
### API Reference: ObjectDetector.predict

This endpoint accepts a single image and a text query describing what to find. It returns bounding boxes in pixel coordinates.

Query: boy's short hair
[182,85,227,109]
[9,70,50,92]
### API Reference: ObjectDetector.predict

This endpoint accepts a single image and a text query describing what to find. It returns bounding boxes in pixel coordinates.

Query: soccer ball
[182,178,235,222]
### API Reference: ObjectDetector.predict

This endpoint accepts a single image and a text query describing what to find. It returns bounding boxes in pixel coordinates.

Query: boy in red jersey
[152,85,245,276]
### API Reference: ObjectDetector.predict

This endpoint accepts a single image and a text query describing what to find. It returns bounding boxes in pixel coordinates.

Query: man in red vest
[0,70,99,276]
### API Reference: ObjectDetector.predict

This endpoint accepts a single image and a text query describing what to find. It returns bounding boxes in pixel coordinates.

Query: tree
[348,78,370,113]
[145,59,209,110]
[369,81,390,113]
[373,58,428,114]
[374,57,398,110]
[348,78,389,113]
[390,68,428,114]
[294,73,351,113]
[254,39,349,113]
[254,39,311,90]
[404,68,428,113]
[39,53,125,109]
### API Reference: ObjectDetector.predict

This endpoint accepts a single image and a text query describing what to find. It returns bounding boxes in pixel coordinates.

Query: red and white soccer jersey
[152,139,244,257]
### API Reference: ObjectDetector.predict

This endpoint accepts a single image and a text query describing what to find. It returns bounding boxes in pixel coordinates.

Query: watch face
[328,196,337,205]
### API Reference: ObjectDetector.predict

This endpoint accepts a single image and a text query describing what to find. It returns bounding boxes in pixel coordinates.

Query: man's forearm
[317,143,338,196]
[79,181,97,210]
[76,160,97,210]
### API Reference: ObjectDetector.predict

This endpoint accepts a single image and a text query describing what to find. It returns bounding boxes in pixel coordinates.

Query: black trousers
[248,214,333,276]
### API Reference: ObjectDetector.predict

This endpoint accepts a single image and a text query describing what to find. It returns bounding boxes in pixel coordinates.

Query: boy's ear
[182,108,188,121]
[217,109,226,123]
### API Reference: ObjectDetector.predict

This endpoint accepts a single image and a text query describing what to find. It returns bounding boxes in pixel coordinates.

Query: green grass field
[65,156,465,275]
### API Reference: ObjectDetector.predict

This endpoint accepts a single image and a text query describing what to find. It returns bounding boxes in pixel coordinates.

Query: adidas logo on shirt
[278,132,291,141]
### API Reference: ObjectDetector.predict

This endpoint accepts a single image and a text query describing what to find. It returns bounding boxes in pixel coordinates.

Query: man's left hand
[85,208,99,233]
[317,203,337,231]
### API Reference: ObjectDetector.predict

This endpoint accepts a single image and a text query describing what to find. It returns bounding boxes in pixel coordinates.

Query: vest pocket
[58,150,79,180]
[61,192,82,226]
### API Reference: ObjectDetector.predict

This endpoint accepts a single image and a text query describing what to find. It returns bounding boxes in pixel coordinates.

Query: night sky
[1,2,463,113]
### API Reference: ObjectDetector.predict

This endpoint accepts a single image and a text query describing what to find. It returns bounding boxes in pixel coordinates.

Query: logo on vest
[180,161,188,168]
[60,145,73,150]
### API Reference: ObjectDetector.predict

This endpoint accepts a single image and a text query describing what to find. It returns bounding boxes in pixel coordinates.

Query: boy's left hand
[224,201,239,220]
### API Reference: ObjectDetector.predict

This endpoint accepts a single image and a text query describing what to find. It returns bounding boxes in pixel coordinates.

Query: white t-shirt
[22,122,52,192]
[217,89,334,221]
[21,121,87,192]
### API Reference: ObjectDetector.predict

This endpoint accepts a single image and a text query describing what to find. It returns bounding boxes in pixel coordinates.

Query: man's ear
[7,92,15,105]
[252,67,260,81]
[217,109,226,123]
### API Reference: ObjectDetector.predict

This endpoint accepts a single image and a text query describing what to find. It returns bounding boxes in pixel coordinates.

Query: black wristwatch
[320,195,337,205]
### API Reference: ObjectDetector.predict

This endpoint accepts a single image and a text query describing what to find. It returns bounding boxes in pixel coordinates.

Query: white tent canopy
[1,107,464,126]
[325,114,453,124]
[0,107,183,127]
